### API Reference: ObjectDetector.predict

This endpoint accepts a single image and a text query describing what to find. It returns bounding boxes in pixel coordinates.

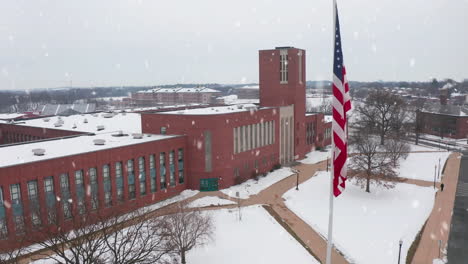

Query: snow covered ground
[187,205,319,264]
[283,171,435,264]
[187,196,236,208]
[300,147,331,164]
[221,167,293,199]
[399,152,451,182]
[410,143,438,151]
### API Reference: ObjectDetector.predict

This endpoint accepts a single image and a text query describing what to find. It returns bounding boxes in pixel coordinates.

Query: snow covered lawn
[187,196,236,208]
[300,147,331,164]
[283,171,436,264]
[221,167,293,199]
[399,152,451,182]
[188,205,319,264]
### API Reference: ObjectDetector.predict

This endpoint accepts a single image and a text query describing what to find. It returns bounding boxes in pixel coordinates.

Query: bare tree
[30,206,176,264]
[355,90,408,145]
[160,203,214,264]
[0,235,30,264]
[32,211,109,264]
[348,130,406,193]
[101,209,174,264]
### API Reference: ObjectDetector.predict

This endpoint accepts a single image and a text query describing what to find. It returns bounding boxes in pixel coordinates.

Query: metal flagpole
[325,1,337,264]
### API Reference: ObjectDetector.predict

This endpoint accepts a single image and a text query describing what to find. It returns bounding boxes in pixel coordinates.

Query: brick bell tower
[259,47,307,161]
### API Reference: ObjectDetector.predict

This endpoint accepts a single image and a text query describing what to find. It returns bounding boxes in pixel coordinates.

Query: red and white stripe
[332,66,351,197]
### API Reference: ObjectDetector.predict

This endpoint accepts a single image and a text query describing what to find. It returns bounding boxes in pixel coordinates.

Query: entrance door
[200,178,219,192]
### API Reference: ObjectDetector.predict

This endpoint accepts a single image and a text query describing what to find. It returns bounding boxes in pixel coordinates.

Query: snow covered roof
[137,87,220,94]
[0,133,179,168]
[39,103,96,116]
[0,113,25,120]
[237,85,259,90]
[161,104,263,115]
[16,112,142,133]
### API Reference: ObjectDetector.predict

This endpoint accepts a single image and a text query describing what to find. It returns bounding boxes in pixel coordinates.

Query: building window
[240,126,244,152]
[253,124,257,149]
[75,170,85,214]
[139,157,147,196]
[103,165,112,207]
[169,151,176,186]
[233,128,238,154]
[0,187,7,238]
[160,127,167,135]
[178,149,184,184]
[28,180,42,226]
[89,168,98,210]
[60,173,72,219]
[127,159,136,199]
[234,168,240,178]
[280,50,288,84]
[160,153,166,189]
[116,162,124,201]
[10,184,24,232]
[10,184,21,205]
[44,177,56,224]
[204,131,212,172]
[149,155,157,193]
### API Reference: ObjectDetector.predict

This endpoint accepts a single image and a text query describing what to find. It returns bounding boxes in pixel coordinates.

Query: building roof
[0,133,179,168]
[422,103,468,116]
[160,104,263,115]
[39,104,96,116]
[0,113,25,120]
[137,87,220,94]
[15,112,142,133]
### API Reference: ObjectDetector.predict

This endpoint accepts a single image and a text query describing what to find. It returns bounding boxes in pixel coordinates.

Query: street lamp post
[434,165,437,189]
[292,169,300,191]
[398,239,403,264]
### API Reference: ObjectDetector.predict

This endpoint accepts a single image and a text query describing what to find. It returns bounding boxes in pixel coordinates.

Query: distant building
[233,85,259,99]
[131,87,221,106]
[417,97,468,139]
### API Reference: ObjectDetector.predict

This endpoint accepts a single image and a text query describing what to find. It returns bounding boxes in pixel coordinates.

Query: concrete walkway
[411,152,461,263]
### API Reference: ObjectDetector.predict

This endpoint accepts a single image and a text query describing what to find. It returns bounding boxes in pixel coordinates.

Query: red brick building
[131,87,221,106]
[0,47,331,250]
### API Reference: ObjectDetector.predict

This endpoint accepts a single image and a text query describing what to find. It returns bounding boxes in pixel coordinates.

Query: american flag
[332,4,351,197]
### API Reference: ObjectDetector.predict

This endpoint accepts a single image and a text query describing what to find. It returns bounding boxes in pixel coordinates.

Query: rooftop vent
[43,118,50,122]
[112,130,128,137]
[32,148,46,156]
[132,133,143,139]
[84,118,88,123]
[54,122,62,127]
[72,123,77,129]
[92,113,98,117]
[103,113,113,118]
[93,139,106,145]
[97,125,105,131]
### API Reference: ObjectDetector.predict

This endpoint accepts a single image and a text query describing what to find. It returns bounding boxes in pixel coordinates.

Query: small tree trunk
[181,250,186,264]
[366,173,371,193]
[380,132,385,145]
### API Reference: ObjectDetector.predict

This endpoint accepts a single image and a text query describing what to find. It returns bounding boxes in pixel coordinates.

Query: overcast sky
[0,0,467,90]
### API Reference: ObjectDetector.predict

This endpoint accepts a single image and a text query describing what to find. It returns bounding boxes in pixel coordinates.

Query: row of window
[306,122,316,145]
[3,132,44,144]
[0,149,184,239]
[233,154,276,178]
[233,121,275,154]
[280,51,289,84]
